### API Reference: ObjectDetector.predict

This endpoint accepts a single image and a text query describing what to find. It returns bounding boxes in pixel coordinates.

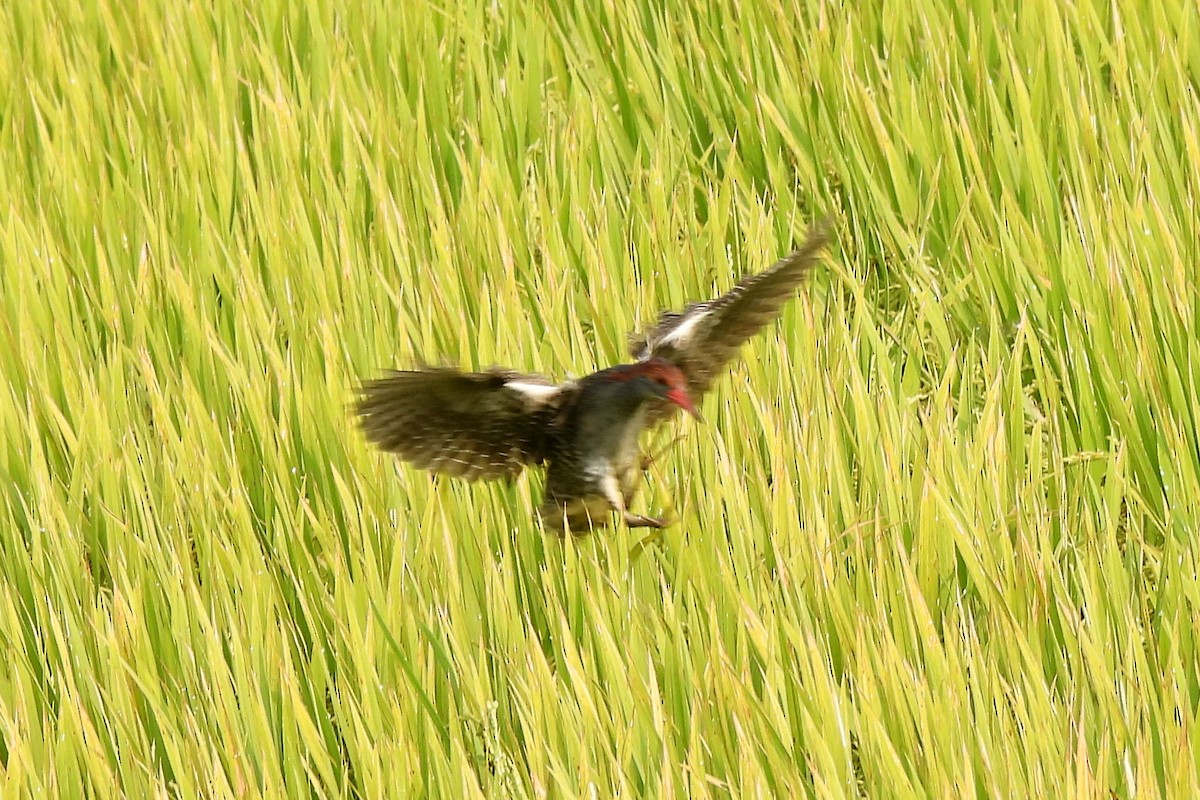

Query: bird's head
[614,358,700,419]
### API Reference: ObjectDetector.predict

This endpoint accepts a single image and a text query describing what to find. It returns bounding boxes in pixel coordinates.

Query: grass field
[3,0,1200,796]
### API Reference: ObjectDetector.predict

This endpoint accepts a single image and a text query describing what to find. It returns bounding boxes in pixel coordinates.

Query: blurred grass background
[2,0,1199,796]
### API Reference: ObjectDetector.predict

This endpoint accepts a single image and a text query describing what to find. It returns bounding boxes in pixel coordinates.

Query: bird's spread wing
[629,219,832,421]
[356,368,573,481]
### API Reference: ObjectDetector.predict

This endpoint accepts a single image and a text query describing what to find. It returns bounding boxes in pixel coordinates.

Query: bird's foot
[623,512,669,529]
[628,510,681,560]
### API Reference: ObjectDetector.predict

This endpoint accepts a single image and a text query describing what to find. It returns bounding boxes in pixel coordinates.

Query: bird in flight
[357,219,832,532]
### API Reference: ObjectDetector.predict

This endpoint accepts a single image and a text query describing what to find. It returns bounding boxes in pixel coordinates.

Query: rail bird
[357,220,831,532]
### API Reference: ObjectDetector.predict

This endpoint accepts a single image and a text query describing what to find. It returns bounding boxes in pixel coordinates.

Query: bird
[356,219,832,533]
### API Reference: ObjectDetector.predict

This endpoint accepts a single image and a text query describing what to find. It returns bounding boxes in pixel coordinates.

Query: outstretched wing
[629,219,832,420]
[355,368,573,481]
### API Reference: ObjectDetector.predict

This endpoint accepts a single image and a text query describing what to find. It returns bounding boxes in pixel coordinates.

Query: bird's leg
[636,453,682,531]
[629,434,684,532]
[601,473,668,529]
[627,474,670,560]
[622,512,667,529]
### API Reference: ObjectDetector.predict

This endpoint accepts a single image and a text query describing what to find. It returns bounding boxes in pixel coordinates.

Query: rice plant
[1,0,1198,796]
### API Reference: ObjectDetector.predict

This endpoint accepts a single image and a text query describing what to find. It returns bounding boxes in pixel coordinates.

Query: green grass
[2,0,1199,796]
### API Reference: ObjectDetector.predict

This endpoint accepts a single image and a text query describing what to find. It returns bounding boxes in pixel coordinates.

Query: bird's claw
[623,512,669,529]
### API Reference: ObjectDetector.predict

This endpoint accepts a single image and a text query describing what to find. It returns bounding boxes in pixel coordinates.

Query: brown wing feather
[356,368,572,481]
[630,219,832,421]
